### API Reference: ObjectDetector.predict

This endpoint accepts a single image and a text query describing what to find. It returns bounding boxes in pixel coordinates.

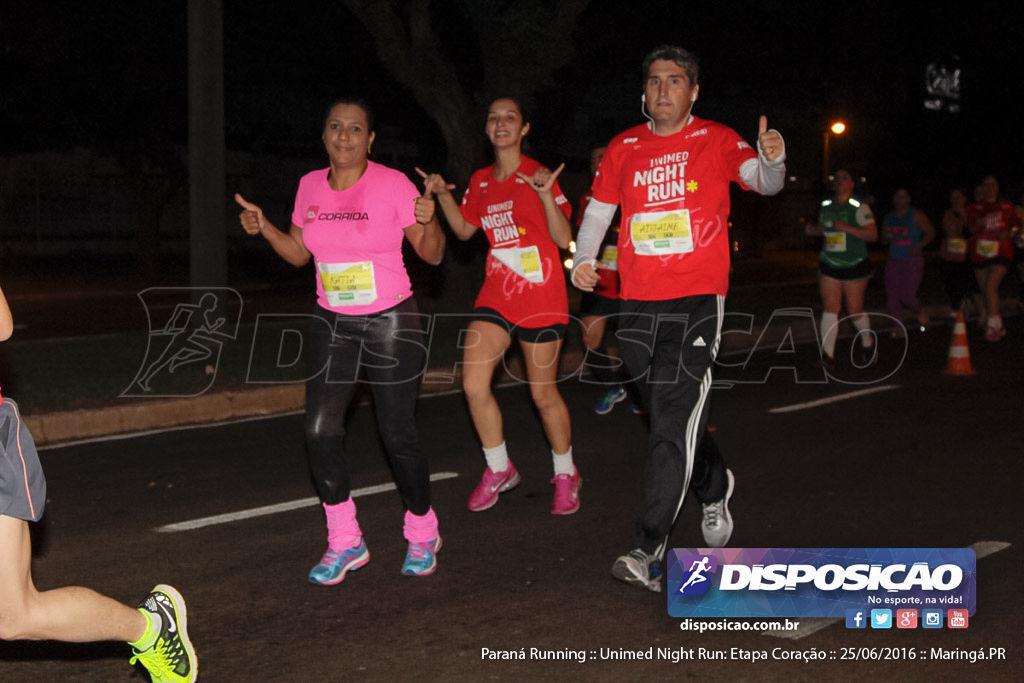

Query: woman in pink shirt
[236,97,446,583]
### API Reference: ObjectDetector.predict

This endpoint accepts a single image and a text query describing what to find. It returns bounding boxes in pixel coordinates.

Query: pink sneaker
[550,468,582,515]
[467,462,521,512]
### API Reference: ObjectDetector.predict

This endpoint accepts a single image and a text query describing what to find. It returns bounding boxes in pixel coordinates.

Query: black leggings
[304,299,431,514]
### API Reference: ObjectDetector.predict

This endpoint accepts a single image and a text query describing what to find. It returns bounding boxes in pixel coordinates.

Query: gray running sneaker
[611,549,663,592]
[701,469,735,548]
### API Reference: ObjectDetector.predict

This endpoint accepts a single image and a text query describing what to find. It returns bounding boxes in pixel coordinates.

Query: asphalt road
[1,313,1021,682]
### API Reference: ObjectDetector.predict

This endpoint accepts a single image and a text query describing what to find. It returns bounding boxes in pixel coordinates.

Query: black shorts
[973,256,1013,269]
[819,259,873,281]
[579,292,620,319]
[472,307,566,343]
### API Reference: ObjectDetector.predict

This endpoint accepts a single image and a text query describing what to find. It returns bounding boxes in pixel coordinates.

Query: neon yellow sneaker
[130,584,198,683]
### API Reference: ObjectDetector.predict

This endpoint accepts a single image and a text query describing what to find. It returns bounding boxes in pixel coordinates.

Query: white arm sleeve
[570,198,617,281]
[739,131,787,196]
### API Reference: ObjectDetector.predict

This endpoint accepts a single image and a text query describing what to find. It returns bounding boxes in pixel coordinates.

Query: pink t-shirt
[292,162,419,315]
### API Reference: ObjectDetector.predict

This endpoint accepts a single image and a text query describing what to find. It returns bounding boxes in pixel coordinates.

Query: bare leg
[984,264,1009,326]
[580,314,607,353]
[842,277,870,316]
[973,266,990,322]
[520,337,572,455]
[0,515,146,643]
[461,320,512,449]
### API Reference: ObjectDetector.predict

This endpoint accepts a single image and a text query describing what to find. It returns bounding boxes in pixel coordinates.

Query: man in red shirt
[573,45,786,592]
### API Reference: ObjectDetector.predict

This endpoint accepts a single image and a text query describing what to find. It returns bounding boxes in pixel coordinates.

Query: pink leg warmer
[323,498,361,550]
[403,507,439,543]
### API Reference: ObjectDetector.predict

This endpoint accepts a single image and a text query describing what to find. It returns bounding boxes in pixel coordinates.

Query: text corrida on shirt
[243,307,909,386]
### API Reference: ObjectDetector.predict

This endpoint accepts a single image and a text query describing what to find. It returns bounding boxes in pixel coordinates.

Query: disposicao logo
[677,555,717,596]
[666,548,976,619]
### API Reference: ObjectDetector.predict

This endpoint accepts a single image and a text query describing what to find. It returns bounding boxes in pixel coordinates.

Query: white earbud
[641,94,646,103]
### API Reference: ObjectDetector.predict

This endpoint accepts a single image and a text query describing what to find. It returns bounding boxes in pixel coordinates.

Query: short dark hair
[324,97,375,132]
[642,45,699,86]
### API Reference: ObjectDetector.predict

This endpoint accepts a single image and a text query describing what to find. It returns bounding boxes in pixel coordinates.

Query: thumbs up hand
[757,115,784,162]
[234,193,266,235]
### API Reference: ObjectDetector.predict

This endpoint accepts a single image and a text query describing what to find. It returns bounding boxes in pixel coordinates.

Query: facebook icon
[845,609,866,629]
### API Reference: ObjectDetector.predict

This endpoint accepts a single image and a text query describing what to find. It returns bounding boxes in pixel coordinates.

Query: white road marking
[154,471,459,533]
[762,540,1011,639]
[768,385,899,413]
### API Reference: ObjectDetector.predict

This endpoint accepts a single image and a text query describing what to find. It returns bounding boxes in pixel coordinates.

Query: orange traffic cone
[943,311,975,375]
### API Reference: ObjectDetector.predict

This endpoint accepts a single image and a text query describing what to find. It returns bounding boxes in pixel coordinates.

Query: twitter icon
[870,609,892,629]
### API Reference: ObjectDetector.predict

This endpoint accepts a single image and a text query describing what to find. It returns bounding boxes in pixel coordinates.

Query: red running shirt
[460,157,572,327]
[964,199,1020,263]
[590,117,756,300]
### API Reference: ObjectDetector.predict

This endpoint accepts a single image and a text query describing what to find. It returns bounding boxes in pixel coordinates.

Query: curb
[27,385,306,447]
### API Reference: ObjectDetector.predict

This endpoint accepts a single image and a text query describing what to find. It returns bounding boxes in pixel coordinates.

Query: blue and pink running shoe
[308,538,370,585]
[402,536,442,576]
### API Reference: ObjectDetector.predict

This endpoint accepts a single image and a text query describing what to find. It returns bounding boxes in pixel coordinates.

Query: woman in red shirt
[419,97,581,516]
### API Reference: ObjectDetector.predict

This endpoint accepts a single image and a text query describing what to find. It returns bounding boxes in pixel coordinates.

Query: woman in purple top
[882,187,934,337]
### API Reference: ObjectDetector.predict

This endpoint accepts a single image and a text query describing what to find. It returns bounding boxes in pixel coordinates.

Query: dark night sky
[3,1,1023,209]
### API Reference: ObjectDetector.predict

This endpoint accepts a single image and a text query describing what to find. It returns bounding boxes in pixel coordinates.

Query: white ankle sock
[821,312,839,357]
[483,442,509,472]
[552,447,575,476]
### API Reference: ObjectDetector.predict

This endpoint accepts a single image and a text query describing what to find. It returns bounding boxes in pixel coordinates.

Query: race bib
[318,261,378,306]
[492,245,544,283]
[975,240,999,258]
[824,232,847,252]
[598,245,618,271]
[630,210,693,256]
[945,238,966,255]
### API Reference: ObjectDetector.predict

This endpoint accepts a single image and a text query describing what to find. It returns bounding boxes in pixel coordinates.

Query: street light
[823,121,847,187]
